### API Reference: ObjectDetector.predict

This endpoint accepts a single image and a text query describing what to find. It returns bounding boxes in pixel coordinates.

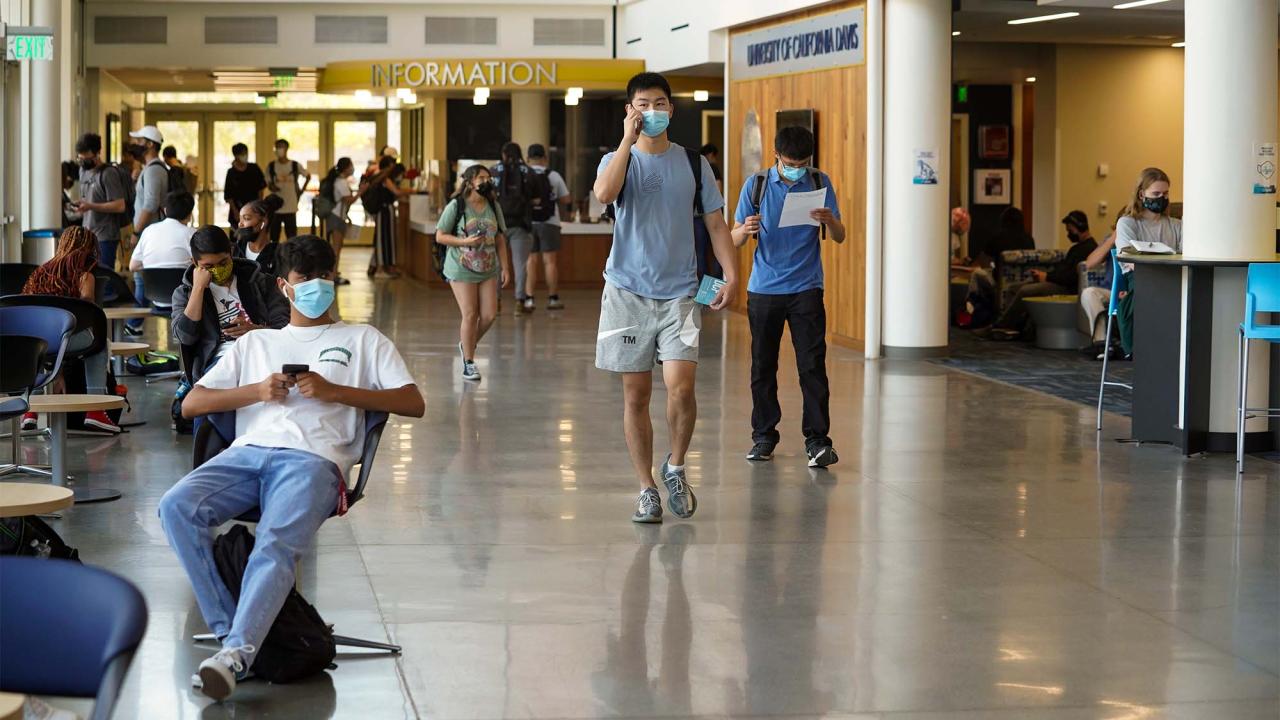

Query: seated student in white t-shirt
[126,191,196,331]
[160,235,425,702]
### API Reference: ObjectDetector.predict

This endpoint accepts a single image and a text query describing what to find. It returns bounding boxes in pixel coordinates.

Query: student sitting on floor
[159,235,425,701]
[172,225,290,382]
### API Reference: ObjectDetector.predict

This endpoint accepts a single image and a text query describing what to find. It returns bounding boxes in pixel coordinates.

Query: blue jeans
[158,445,341,667]
[98,239,119,272]
[128,271,147,331]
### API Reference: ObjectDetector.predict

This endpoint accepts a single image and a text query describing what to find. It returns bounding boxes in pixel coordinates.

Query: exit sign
[4,26,54,62]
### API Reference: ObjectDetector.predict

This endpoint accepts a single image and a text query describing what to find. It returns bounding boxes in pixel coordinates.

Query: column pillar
[1183,0,1276,437]
[30,0,62,229]
[510,91,550,152]
[880,0,951,357]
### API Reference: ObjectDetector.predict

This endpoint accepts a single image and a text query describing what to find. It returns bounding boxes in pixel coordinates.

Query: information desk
[1126,253,1280,454]
[406,220,614,289]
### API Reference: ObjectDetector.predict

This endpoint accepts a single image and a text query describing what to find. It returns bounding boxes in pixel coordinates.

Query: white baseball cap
[128,125,164,146]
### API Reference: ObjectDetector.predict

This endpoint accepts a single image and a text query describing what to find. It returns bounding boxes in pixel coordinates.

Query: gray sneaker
[632,487,662,523]
[660,455,697,519]
[461,360,481,382]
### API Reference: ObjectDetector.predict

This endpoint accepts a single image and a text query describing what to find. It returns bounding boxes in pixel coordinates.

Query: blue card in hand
[694,275,726,305]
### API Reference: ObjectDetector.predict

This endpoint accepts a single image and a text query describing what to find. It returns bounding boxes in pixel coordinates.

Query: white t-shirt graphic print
[196,321,416,474]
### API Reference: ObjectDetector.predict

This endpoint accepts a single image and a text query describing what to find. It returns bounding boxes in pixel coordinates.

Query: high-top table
[27,394,125,503]
[1125,253,1280,454]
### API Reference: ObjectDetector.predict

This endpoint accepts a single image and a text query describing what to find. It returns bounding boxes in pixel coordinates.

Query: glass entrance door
[211,119,257,228]
[273,119,322,233]
[153,118,203,224]
[332,119,379,229]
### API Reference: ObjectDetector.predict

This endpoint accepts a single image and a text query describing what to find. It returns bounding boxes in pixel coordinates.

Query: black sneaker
[122,324,144,337]
[806,444,839,469]
[746,442,775,462]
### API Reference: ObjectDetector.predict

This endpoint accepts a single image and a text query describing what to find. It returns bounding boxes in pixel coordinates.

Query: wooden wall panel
[728,2,868,348]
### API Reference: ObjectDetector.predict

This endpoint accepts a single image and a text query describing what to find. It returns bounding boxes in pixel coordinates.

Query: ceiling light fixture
[952,31,961,37]
[1025,76,1037,83]
[694,90,710,102]
[1008,12,1080,25]
[354,89,371,99]
[1114,0,1171,8]
[565,93,579,106]
[473,87,489,105]
[1171,41,1185,48]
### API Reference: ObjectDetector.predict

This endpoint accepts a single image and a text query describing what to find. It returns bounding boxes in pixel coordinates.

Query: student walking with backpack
[731,126,844,469]
[267,139,310,242]
[593,72,737,523]
[437,165,511,382]
[493,143,539,314]
[317,158,357,286]
[73,132,128,271]
[525,144,571,310]
[129,125,172,238]
[363,156,409,278]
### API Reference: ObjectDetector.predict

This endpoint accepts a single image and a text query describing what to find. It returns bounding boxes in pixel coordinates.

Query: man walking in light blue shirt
[593,72,738,524]
[731,125,845,468]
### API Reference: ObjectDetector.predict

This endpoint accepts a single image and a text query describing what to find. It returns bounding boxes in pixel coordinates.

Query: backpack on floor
[125,350,179,376]
[0,516,81,561]
[172,376,193,435]
[213,524,336,683]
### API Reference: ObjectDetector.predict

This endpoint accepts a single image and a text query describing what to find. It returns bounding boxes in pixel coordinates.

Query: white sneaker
[462,360,482,382]
[196,644,254,701]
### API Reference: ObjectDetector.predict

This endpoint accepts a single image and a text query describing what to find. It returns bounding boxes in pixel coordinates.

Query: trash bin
[21,228,59,266]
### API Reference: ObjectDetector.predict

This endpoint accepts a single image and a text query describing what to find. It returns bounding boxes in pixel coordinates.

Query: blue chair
[1096,249,1133,431]
[0,557,148,720]
[0,305,76,478]
[189,409,399,653]
[1236,263,1280,473]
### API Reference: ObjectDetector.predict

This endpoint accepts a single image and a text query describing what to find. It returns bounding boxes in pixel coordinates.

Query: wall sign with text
[318,58,644,93]
[730,7,865,82]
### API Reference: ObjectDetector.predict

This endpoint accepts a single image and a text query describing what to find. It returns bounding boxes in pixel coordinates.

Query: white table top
[104,306,155,320]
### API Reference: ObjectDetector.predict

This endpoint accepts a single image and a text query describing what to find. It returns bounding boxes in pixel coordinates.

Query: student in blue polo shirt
[731,126,845,468]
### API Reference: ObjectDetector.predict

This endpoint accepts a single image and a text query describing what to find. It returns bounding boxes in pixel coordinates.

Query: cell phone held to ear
[282,364,309,377]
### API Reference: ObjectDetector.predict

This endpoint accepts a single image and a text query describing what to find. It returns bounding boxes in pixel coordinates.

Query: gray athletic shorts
[531,222,562,252]
[596,282,700,372]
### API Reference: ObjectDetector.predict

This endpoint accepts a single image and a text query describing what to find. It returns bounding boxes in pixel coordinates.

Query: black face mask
[1142,196,1169,214]
[80,158,96,171]
[475,180,494,195]
[1067,231,1080,243]
[234,226,258,245]
[126,144,147,160]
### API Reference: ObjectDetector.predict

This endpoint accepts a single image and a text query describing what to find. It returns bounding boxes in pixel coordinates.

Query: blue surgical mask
[641,110,670,137]
[779,163,807,182]
[283,278,336,319]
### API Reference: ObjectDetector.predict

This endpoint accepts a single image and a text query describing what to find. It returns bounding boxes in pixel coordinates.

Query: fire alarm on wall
[1098,163,1110,178]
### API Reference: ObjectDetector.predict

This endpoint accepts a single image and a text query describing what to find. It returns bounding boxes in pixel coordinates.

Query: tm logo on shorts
[623,336,637,345]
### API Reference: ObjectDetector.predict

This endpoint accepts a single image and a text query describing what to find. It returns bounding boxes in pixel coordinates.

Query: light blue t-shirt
[733,167,840,295]
[597,143,724,300]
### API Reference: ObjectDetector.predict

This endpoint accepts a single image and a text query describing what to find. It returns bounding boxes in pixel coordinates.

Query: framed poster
[974,169,1011,205]
[979,125,1009,160]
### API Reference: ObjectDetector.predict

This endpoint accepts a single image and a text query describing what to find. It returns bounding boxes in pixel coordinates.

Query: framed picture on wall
[974,169,1012,205]
[978,125,1009,160]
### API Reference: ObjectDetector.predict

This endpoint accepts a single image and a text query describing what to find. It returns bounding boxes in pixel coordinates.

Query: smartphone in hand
[282,364,309,377]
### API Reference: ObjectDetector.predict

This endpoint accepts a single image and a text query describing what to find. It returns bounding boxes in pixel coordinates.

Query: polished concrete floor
[22,249,1280,719]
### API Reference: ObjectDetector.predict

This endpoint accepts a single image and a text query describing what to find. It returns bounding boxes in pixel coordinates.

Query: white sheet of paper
[777,188,827,228]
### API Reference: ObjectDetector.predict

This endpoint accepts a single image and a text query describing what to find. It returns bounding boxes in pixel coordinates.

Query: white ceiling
[955,0,1186,46]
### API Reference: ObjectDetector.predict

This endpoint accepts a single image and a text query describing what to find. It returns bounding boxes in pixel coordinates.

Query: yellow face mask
[209,260,234,285]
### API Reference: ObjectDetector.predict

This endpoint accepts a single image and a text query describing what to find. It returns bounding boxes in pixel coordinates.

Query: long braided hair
[23,225,98,297]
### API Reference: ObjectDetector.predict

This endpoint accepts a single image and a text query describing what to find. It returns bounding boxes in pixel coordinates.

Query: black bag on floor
[212,524,335,683]
[0,516,81,561]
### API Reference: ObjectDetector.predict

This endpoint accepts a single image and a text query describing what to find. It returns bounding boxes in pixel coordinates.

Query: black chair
[0,305,76,479]
[0,556,148,720]
[190,410,399,654]
[0,263,38,296]
[141,267,187,315]
[93,265,134,307]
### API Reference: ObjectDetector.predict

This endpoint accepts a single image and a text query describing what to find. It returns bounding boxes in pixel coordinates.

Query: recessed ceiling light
[952,31,961,37]
[1114,0,1171,8]
[694,90,710,102]
[1025,77,1037,83]
[1171,41,1185,48]
[354,89,371,99]
[1008,12,1080,25]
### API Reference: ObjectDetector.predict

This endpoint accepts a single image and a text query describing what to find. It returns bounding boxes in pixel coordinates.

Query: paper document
[1128,240,1176,254]
[777,189,827,228]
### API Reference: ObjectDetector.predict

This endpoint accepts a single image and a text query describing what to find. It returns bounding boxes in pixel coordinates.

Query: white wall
[85,2,616,68]
[617,0,839,72]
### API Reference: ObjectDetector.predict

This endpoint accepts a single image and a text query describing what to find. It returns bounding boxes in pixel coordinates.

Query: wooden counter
[406,219,614,289]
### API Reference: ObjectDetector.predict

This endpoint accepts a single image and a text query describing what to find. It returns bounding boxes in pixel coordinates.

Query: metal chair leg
[333,634,402,654]
[1238,330,1251,474]
[1097,314,1114,431]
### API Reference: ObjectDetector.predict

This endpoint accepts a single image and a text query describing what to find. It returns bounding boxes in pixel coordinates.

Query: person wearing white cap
[129,125,171,235]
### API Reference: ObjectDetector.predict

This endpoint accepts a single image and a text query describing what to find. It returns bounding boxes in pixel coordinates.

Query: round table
[0,483,73,517]
[27,394,126,503]
[108,340,150,356]
[1024,295,1087,350]
[0,691,24,720]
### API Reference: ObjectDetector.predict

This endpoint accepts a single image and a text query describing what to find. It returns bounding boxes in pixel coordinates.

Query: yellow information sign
[319,58,645,94]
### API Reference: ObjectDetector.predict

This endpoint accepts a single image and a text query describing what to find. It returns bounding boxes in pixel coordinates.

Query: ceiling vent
[94,16,167,45]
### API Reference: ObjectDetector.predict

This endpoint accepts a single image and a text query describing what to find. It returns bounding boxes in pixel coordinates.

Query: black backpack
[602,147,703,223]
[748,168,827,240]
[494,162,533,229]
[0,515,81,561]
[166,164,187,195]
[527,169,556,223]
[213,524,336,683]
[362,182,389,216]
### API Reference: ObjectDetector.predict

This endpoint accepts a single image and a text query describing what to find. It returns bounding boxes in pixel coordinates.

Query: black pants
[269,212,298,243]
[748,289,831,448]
